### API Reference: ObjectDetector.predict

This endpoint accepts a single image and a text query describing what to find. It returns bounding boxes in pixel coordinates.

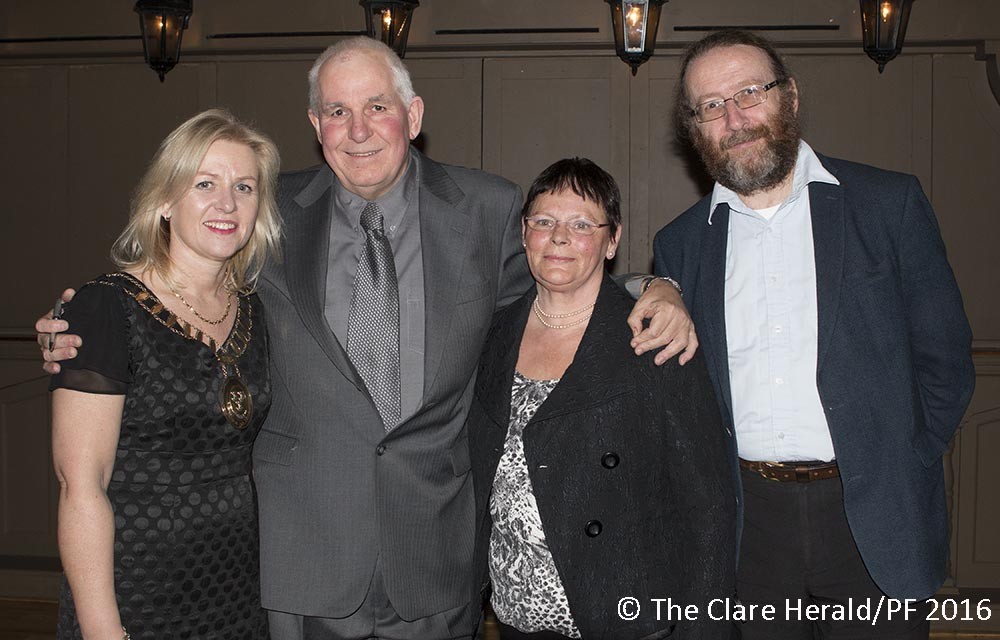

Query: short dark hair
[522,157,622,235]
[674,29,795,138]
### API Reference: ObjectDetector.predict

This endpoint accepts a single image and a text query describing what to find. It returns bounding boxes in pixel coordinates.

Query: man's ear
[307,110,323,144]
[787,77,800,115]
[407,96,425,141]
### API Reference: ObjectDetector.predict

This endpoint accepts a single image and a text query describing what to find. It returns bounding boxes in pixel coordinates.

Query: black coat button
[601,452,619,469]
[585,520,602,537]
[376,444,386,456]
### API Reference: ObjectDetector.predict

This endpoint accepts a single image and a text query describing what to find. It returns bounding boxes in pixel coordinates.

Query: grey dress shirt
[324,152,425,422]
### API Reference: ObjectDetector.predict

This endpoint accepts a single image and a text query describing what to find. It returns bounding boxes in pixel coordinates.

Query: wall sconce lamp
[605,0,667,75]
[359,0,419,58]
[134,0,193,82]
[859,0,915,73]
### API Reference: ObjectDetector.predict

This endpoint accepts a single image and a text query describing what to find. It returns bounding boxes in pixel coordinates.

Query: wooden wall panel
[216,58,324,173]
[0,377,56,557]
[627,57,705,273]
[483,57,631,271]
[65,63,208,287]
[4,0,999,53]
[407,58,483,170]
[790,54,932,184]
[932,54,1000,347]
[0,67,67,334]
[955,405,1000,586]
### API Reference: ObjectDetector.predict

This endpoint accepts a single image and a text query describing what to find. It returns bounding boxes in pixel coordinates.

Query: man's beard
[692,94,801,196]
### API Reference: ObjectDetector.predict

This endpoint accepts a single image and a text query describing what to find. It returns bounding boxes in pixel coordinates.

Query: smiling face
[164,139,260,271]
[307,49,424,201]
[685,44,801,196]
[523,189,621,296]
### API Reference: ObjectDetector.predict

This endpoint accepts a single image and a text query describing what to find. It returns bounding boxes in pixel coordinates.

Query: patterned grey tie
[347,202,401,431]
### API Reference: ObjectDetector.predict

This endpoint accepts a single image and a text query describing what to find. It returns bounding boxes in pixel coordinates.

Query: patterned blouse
[488,371,581,638]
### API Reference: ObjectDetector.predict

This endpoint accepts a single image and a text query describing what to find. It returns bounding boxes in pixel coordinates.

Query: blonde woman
[49,109,280,639]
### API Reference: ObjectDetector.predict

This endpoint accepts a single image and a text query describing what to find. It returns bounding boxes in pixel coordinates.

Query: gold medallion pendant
[221,376,253,429]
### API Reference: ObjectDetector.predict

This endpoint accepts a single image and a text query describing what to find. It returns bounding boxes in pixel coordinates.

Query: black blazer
[469,275,737,640]
[653,153,975,600]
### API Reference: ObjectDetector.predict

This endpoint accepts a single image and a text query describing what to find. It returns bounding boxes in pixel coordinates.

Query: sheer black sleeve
[49,279,131,395]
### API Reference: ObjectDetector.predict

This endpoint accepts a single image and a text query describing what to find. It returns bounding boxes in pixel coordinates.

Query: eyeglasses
[690,79,783,123]
[524,216,611,236]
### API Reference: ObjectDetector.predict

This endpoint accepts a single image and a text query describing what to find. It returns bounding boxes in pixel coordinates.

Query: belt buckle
[759,461,784,482]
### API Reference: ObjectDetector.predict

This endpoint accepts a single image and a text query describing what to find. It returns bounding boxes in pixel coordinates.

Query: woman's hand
[627,280,699,365]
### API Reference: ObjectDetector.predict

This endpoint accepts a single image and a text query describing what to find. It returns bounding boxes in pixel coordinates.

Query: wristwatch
[641,275,683,295]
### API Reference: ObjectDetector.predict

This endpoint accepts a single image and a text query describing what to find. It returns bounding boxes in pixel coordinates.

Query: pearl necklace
[532,298,594,329]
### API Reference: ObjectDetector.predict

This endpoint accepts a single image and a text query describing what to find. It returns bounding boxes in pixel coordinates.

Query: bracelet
[122,626,131,640]
[641,275,683,296]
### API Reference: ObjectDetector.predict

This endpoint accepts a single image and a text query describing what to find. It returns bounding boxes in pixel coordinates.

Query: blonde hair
[111,108,282,291]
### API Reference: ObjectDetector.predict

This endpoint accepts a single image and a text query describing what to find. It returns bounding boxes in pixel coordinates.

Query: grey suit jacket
[653,153,975,600]
[252,150,532,619]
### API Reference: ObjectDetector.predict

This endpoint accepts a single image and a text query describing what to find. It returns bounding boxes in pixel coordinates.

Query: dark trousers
[737,467,931,639]
[267,560,476,640]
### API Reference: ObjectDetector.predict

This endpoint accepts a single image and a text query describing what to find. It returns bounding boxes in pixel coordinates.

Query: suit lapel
[527,276,633,453]
[284,167,365,391]
[809,178,846,371]
[418,153,472,397]
[476,276,633,445]
[699,202,735,423]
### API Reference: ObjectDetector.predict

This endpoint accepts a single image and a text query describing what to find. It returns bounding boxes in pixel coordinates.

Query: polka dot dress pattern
[56,275,270,640]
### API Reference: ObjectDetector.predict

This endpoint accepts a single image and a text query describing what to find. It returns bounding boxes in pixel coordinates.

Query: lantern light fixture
[605,0,668,76]
[859,0,915,73]
[359,0,419,58]
[134,0,193,82]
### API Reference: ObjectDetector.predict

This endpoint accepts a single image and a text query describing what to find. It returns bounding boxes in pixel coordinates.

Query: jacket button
[601,452,619,469]
[585,520,602,537]
[376,444,386,456]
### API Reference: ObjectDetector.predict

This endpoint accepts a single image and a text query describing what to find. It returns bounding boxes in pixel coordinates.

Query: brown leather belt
[739,458,839,483]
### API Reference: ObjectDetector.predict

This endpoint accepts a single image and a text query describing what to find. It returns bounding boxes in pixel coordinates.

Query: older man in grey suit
[40,37,693,639]
[252,37,542,638]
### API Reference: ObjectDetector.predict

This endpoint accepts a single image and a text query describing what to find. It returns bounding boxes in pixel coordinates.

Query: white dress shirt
[712,141,840,462]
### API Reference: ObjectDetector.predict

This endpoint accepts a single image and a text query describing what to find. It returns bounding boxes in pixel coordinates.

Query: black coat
[469,274,737,640]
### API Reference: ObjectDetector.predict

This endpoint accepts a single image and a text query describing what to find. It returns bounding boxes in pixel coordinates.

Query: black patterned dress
[50,273,270,639]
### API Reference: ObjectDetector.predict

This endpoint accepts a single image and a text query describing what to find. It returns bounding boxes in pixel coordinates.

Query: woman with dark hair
[469,158,736,639]
[50,109,280,639]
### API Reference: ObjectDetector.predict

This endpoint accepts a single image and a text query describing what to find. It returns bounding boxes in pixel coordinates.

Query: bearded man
[653,30,975,640]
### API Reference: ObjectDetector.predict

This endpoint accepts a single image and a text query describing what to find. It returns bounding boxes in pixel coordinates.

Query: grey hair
[307,36,416,113]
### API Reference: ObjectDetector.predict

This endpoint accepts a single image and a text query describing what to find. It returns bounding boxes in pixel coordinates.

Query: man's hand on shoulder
[628,280,699,366]
[36,288,80,374]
